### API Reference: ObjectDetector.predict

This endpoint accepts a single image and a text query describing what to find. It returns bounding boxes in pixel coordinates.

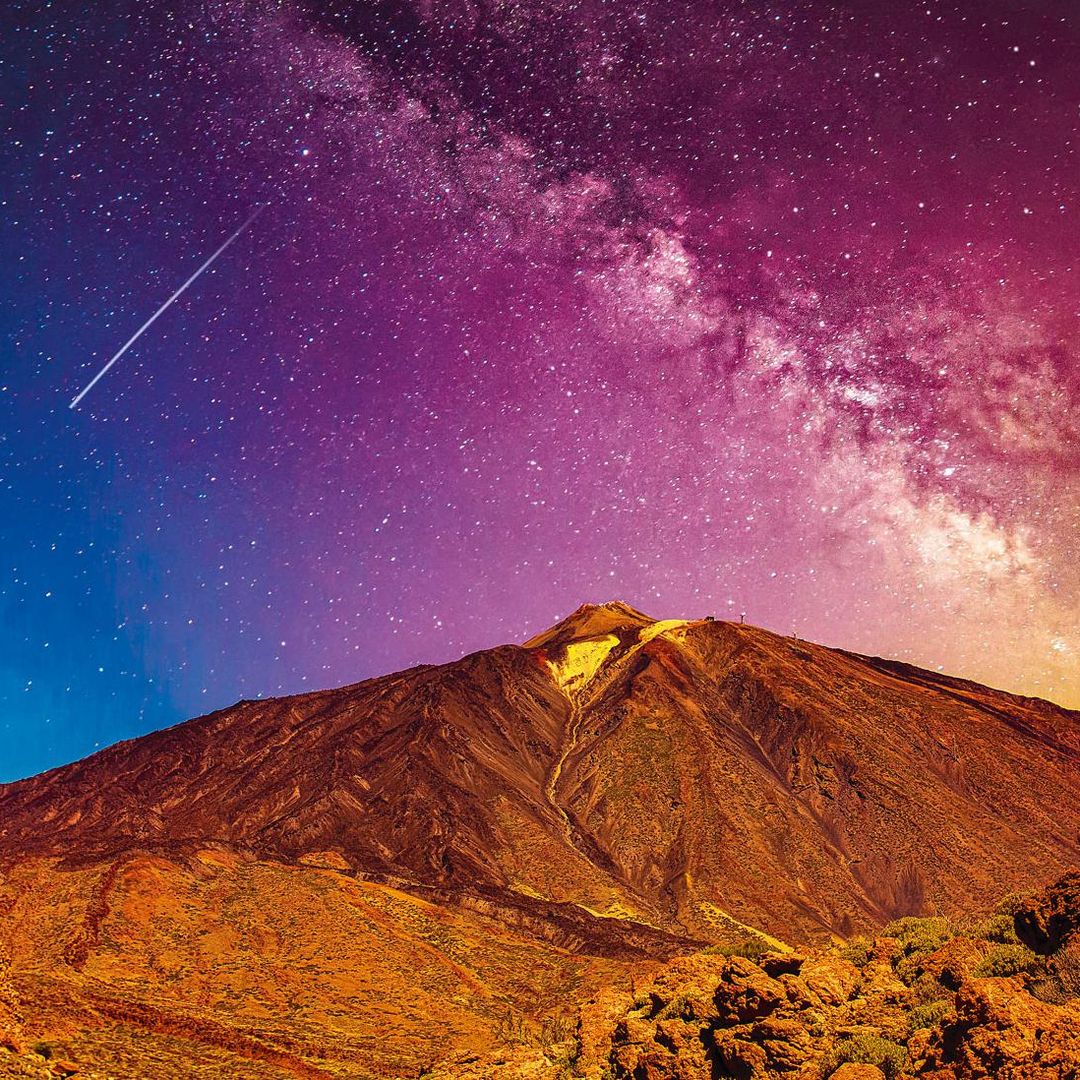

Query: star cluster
[1,0,1077,779]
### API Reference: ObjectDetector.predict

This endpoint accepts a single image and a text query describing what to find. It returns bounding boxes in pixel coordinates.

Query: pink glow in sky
[3,0,1078,778]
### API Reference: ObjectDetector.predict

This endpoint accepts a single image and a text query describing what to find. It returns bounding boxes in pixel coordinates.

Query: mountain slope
[3,603,1078,938]
[1,603,1079,1077]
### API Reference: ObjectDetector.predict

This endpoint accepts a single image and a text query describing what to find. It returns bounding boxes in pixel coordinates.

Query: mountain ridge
[9,600,1068,791]
[2,603,1079,1077]
[3,603,1079,936]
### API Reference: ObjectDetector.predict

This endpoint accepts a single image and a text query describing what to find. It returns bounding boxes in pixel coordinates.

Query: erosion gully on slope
[539,620,688,861]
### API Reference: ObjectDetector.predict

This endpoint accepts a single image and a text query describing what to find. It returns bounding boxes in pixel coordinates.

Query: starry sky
[2,0,1078,781]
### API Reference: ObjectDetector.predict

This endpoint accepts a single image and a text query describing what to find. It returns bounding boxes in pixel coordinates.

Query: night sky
[2,0,1077,781]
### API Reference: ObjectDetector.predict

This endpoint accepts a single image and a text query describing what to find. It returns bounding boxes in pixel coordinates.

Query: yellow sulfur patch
[638,618,689,644]
[545,620,688,695]
[547,634,620,692]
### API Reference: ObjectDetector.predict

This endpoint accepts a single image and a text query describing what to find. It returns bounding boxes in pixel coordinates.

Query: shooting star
[69,202,268,410]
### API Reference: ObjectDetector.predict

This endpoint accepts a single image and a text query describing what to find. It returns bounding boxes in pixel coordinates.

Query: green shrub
[895,953,961,990]
[704,936,772,960]
[820,1034,908,1079]
[840,936,873,968]
[908,971,952,1003]
[894,953,927,986]
[968,913,1020,945]
[546,1036,580,1080]
[973,943,1037,978]
[656,993,694,1020]
[907,999,954,1033]
[882,916,953,957]
[994,891,1035,917]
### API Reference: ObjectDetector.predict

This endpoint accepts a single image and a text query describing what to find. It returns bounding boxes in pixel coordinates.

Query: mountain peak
[522,600,657,648]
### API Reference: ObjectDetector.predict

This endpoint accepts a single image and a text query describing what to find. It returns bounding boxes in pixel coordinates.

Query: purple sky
[2,0,1078,780]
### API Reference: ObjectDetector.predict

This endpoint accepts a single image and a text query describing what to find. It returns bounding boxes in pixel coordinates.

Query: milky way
[2,0,1078,779]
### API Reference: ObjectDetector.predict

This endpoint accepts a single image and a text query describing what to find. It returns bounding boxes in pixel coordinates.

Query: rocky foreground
[423,872,1080,1080]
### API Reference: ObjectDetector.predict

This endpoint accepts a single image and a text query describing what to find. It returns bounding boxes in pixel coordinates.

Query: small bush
[656,993,693,1020]
[908,971,952,1004]
[840,936,873,968]
[540,1015,573,1044]
[968,913,1020,945]
[973,943,1037,978]
[495,1010,531,1044]
[704,937,772,960]
[547,1037,580,1080]
[820,1034,908,1079]
[1029,947,1080,1005]
[882,916,953,957]
[1052,949,1080,996]
[894,953,928,986]
[908,999,954,1033]
[896,954,961,990]
[30,1043,52,1060]
[994,891,1035,917]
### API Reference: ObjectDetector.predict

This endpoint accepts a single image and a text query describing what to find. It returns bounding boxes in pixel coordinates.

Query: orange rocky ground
[415,872,1080,1079]
[0,851,686,1077]
[0,603,1078,1077]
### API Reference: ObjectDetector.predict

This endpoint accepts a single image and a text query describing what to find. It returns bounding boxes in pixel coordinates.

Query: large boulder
[922,976,1080,1079]
[916,937,989,990]
[1014,872,1080,955]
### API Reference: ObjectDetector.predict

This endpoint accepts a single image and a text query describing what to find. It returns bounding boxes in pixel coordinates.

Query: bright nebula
[2,0,1077,779]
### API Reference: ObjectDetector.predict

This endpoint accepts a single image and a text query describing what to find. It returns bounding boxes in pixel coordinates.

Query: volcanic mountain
[1,603,1079,1077]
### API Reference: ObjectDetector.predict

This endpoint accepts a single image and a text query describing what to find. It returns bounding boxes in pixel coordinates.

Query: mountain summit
[1,606,1078,1075]
[523,600,659,647]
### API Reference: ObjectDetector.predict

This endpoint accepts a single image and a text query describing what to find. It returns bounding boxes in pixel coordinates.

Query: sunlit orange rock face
[1,603,1078,1077]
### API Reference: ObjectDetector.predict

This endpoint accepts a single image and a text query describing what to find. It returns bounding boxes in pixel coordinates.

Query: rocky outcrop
[592,873,1080,1080]
[922,977,1080,1079]
[602,950,908,1079]
[385,889,1080,1080]
[1015,871,1080,954]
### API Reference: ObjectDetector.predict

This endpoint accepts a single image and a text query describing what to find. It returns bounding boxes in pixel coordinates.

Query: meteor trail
[69,203,267,410]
